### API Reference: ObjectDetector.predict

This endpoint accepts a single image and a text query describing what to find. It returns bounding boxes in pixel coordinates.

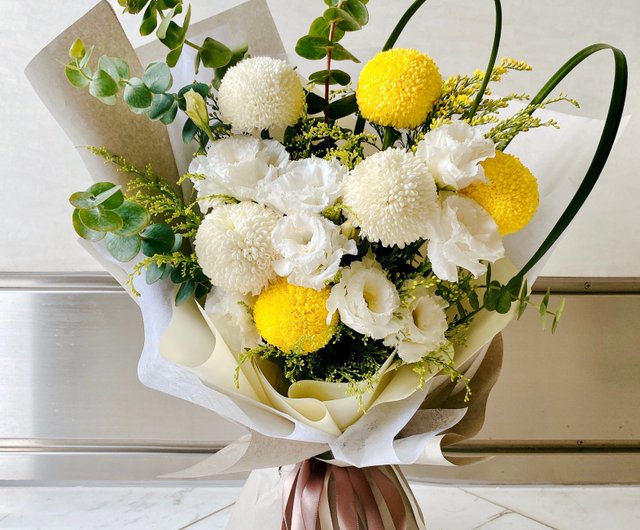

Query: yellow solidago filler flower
[462,151,539,235]
[254,278,337,354]
[356,48,442,129]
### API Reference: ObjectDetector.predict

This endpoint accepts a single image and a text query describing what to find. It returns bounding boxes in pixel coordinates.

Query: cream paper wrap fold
[26,0,624,485]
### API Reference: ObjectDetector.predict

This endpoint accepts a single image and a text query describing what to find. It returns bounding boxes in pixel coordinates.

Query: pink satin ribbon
[281,460,410,530]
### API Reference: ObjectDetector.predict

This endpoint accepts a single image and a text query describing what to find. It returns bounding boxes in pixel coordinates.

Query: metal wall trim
[2,272,639,293]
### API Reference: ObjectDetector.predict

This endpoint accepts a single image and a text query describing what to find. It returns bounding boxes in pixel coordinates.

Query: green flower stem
[324,21,337,123]
[184,39,201,51]
[513,44,628,278]
[382,127,395,150]
[467,0,502,120]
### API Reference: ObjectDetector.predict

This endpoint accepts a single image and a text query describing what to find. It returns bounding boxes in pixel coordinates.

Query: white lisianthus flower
[189,136,289,211]
[218,56,305,131]
[426,194,504,282]
[195,202,281,295]
[327,258,402,340]
[343,148,438,248]
[383,284,449,363]
[257,157,346,215]
[272,213,357,290]
[204,288,260,353]
[415,120,495,189]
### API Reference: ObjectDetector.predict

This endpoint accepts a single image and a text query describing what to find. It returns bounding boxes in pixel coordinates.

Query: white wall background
[1,0,638,276]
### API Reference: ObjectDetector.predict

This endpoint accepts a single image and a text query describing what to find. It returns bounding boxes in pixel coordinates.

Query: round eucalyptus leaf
[105,233,142,262]
[124,78,153,109]
[159,101,178,124]
[143,62,173,94]
[98,56,130,82]
[308,69,351,86]
[323,7,361,32]
[72,209,105,241]
[343,0,369,26]
[145,262,165,285]
[88,182,124,210]
[175,279,195,306]
[89,69,119,98]
[65,64,90,88]
[140,223,175,256]
[69,39,86,59]
[148,93,175,120]
[78,207,123,232]
[295,35,330,60]
[200,37,232,69]
[113,201,149,236]
[69,191,97,210]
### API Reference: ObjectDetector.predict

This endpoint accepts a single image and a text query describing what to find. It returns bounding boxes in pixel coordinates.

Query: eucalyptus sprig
[64,38,179,125]
[296,0,370,121]
[116,0,237,72]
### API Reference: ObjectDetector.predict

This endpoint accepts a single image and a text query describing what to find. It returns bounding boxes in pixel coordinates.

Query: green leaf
[97,95,118,106]
[166,44,183,68]
[177,82,209,105]
[306,91,327,114]
[506,274,523,297]
[160,264,173,280]
[496,288,513,314]
[78,207,123,232]
[324,7,361,32]
[140,223,175,255]
[540,288,550,317]
[195,282,209,300]
[295,35,331,60]
[308,69,351,86]
[327,94,358,119]
[88,182,124,209]
[343,0,369,26]
[324,0,340,6]
[140,5,158,36]
[175,279,195,305]
[145,262,165,285]
[105,233,141,262]
[182,118,198,143]
[551,298,566,334]
[200,37,232,69]
[159,101,178,124]
[69,39,86,59]
[72,209,105,241]
[330,42,359,62]
[143,62,173,93]
[213,43,248,82]
[89,70,118,98]
[113,201,149,236]
[69,192,96,210]
[98,56,130,82]
[124,77,153,109]
[159,21,185,50]
[78,45,94,69]
[469,290,480,311]
[148,93,175,119]
[308,17,345,41]
[156,5,178,39]
[170,233,183,252]
[65,64,90,88]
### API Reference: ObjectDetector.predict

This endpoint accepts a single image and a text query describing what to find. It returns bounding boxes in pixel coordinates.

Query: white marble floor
[1,484,638,530]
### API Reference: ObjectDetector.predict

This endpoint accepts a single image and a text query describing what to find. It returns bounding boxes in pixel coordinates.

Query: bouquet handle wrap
[227,460,426,530]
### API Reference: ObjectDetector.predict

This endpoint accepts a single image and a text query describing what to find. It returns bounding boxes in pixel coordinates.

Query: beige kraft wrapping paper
[25,2,626,528]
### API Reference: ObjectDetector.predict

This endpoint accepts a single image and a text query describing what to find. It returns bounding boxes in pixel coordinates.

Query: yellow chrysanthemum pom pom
[254,278,337,354]
[356,48,442,129]
[462,151,539,235]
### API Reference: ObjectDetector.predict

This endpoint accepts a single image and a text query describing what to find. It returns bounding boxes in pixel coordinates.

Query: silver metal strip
[2,272,640,293]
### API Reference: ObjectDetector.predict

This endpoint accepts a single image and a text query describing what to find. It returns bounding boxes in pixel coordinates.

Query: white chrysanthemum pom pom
[218,57,305,131]
[383,283,449,363]
[195,202,281,295]
[343,148,438,247]
[415,120,495,190]
[426,194,504,282]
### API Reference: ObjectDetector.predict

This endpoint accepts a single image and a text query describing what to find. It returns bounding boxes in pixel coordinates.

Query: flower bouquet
[26,0,627,528]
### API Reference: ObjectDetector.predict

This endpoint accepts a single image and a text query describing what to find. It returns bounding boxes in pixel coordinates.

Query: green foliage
[69,181,150,263]
[295,0,369,120]
[87,147,202,238]
[63,39,180,124]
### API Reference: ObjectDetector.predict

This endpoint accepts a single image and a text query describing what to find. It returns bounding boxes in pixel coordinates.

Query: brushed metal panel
[0,290,244,444]
[0,279,639,484]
